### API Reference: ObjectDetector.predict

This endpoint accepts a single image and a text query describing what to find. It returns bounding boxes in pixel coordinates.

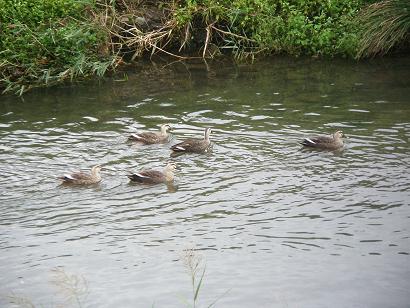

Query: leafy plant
[172,0,362,58]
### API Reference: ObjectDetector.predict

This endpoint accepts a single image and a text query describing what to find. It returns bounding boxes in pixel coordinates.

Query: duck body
[170,128,212,154]
[59,165,102,185]
[128,163,176,184]
[301,131,345,150]
[128,124,172,144]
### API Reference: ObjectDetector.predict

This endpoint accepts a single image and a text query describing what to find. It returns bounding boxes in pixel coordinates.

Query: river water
[0,56,409,308]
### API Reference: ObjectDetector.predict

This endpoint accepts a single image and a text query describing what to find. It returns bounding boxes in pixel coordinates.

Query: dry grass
[3,293,36,308]
[3,268,88,308]
[50,267,88,308]
[92,0,257,61]
[93,1,188,60]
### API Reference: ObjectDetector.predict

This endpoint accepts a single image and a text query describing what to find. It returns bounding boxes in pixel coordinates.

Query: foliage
[0,0,117,95]
[172,0,362,58]
[356,0,410,58]
[1,0,407,95]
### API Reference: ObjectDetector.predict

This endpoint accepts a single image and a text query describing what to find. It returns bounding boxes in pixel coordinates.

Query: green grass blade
[194,266,206,302]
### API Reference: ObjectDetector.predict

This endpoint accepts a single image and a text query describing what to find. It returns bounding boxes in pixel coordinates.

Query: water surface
[0,56,409,308]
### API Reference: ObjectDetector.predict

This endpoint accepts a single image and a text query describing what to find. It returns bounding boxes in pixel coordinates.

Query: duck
[128,163,176,184]
[170,127,212,154]
[128,124,172,144]
[301,130,345,150]
[59,165,102,185]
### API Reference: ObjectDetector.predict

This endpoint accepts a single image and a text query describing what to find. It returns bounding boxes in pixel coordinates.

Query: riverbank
[1,0,409,95]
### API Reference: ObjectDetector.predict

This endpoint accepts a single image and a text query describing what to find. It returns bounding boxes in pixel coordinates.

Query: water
[0,56,409,308]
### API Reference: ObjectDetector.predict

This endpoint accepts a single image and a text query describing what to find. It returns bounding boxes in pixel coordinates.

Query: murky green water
[1,56,409,308]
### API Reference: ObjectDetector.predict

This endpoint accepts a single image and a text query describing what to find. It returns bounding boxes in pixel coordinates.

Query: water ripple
[1,58,410,308]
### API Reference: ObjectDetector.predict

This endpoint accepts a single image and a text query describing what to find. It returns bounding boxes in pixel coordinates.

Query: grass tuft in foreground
[180,247,229,308]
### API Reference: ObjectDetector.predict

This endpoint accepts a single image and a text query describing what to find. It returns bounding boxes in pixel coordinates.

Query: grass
[4,267,88,308]
[3,250,228,308]
[1,0,408,95]
[182,248,207,308]
[170,0,362,58]
[181,247,229,308]
[50,267,89,308]
[356,0,410,58]
[0,0,120,95]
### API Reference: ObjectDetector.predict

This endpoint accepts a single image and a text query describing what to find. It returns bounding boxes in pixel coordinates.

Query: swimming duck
[301,130,345,150]
[128,124,172,144]
[59,165,102,185]
[170,127,212,154]
[128,163,176,184]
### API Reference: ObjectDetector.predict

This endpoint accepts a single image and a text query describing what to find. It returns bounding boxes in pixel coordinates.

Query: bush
[0,0,115,94]
[173,0,362,57]
[2,0,405,95]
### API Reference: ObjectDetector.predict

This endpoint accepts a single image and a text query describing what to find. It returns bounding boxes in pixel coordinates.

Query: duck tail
[170,145,185,152]
[59,174,74,182]
[301,138,316,147]
[128,134,142,141]
[127,173,144,182]
[127,174,137,181]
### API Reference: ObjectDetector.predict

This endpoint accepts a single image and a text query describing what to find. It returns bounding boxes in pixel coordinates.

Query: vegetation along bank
[0,0,409,95]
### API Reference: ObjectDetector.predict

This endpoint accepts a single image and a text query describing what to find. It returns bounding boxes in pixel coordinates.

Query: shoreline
[1,0,408,96]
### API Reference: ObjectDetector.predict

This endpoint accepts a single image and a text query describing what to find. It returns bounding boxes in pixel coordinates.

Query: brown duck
[128,124,172,144]
[59,165,102,185]
[301,130,345,150]
[170,127,212,154]
[128,163,176,184]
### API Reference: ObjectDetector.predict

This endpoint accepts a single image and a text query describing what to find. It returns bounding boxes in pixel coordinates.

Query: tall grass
[356,0,410,58]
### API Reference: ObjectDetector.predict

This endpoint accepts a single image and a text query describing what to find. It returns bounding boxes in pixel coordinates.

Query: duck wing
[171,138,206,152]
[59,171,91,182]
[128,132,162,144]
[301,135,333,147]
[128,169,165,184]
